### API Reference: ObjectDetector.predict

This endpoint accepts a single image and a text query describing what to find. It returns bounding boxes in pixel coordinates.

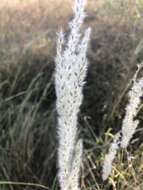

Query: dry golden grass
[0,0,141,64]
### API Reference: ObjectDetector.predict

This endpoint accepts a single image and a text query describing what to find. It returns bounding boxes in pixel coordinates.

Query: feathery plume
[55,0,91,189]
[102,63,143,180]
[121,76,143,148]
[102,132,121,181]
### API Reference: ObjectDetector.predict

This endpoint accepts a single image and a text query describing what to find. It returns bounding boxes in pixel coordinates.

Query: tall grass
[0,0,143,190]
[55,0,91,189]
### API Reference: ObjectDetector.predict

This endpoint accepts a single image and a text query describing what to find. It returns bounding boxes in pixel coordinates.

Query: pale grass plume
[54,0,91,189]
[102,132,121,181]
[102,63,143,180]
[121,70,143,148]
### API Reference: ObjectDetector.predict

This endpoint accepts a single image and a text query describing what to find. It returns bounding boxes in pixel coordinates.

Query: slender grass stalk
[0,181,49,189]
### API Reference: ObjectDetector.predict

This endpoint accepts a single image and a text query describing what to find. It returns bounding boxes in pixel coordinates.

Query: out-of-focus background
[0,0,143,189]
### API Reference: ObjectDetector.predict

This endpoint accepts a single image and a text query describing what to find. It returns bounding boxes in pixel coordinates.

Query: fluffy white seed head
[102,63,143,181]
[121,76,143,148]
[55,0,91,189]
[102,132,121,181]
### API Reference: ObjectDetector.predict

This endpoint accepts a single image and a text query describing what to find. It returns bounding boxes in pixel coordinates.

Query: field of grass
[0,0,143,189]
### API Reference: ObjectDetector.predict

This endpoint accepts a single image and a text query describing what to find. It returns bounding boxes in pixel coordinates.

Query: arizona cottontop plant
[54,0,91,189]
[102,63,143,180]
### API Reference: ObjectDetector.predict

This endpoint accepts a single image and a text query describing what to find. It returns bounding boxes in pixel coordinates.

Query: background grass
[0,0,143,189]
